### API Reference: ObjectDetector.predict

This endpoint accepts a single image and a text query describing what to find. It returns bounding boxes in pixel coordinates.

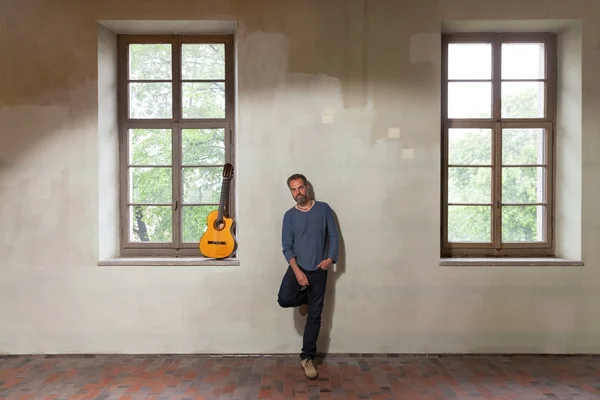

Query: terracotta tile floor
[1,354,600,399]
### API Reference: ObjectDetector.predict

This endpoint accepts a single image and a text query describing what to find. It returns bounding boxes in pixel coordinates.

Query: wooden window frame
[441,33,557,258]
[117,34,235,257]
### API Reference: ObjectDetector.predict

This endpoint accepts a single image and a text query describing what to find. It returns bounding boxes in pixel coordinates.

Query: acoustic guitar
[199,163,237,259]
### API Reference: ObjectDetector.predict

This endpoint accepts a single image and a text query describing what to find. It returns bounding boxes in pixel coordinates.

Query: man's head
[287,173,310,206]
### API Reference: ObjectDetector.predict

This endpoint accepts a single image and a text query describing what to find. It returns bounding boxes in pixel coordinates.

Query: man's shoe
[300,358,318,379]
[299,304,308,316]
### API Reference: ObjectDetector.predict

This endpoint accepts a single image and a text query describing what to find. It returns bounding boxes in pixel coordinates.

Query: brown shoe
[299,304,308,316]
[300,358,318,379]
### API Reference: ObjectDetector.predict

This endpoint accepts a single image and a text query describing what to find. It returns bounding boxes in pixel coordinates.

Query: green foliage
[448,88,546,243]
[127,42,228,243]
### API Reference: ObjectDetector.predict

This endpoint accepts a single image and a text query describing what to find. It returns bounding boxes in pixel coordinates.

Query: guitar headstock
[222,163,234,180]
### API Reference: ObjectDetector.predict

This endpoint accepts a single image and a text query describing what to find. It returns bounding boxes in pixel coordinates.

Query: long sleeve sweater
[281,201,339,271]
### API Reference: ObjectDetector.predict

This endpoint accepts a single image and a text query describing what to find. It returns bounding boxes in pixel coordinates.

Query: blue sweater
[281,201,339,271]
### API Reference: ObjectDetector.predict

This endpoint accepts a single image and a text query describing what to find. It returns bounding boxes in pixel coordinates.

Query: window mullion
[172,36,183,249]
[173,35,182,122]
[492,37,502,250]
[493,121,502,250]
[492,36,502,122]
[172,123,182,249]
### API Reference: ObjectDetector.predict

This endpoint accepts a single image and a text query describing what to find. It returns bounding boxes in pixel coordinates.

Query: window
[117,34,235,257]
[441,33,556,258]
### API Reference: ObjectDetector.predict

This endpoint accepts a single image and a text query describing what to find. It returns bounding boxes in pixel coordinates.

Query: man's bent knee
[278,297,295,308]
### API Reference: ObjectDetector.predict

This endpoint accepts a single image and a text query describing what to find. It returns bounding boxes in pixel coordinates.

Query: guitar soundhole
[213,219,225,231]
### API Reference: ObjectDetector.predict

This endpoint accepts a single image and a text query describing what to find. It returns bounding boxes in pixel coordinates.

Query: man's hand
[317,258,333,270]
[295,270,310,287]
[289,257,308,286]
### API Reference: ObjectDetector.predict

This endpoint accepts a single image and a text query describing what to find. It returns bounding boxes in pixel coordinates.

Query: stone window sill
[440,257,584,267]
[98,257,239,267]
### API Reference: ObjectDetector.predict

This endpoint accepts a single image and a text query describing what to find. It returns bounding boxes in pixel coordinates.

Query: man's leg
[300,268,328,361]
[277,266,308,308]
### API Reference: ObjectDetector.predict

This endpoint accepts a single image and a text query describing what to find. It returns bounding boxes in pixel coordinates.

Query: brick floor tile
[2,354,600,399]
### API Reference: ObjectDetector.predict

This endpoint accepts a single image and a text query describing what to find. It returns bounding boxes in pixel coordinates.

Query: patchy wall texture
[0,0,599,354]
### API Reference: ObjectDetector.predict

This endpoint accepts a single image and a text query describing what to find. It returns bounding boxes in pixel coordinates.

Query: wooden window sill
[440,257,584,267]
[98,257,239,267]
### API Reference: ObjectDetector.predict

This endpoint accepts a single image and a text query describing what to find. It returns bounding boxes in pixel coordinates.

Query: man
[277,173,339,380]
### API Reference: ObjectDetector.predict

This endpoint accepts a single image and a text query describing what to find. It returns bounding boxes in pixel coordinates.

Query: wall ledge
[440,258,584,267]
[98,257,239,267]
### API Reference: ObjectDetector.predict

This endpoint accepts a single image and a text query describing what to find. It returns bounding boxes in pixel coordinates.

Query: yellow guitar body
[199,210,237,259]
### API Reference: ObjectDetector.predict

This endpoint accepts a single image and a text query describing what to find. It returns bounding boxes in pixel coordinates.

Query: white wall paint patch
[402,148,415,159]
[322,106,335,124]
[388,128,401,139]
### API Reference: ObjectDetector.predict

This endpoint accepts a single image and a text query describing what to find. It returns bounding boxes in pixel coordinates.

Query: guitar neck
[217,176,230,220]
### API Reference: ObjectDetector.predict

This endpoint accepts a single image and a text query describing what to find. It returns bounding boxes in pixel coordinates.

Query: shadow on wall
[293,182,346,361]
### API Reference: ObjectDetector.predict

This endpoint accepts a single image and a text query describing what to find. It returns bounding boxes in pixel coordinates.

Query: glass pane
[182,82,225,119]
[128,129,171,165]
[502,128,545,165]
[502,205,545,242]
[129,167,172,204]
[447,82,491,118]
[501,82,545,118]
[129,44,172,80]
[129,205,172,242]
[502,167,545,204]
[448,206,491,242]
[182,205,219,243]
[502,43,545,80]
[182,166,223,204]
[448,128,492,165]
[182,129,225,165]
[182,44,225,80]
[129,83,172,118]
[448,167,491,203]
[447,43,492,80]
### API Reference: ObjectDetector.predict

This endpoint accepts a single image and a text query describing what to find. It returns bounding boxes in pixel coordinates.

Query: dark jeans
[277,265,328,360]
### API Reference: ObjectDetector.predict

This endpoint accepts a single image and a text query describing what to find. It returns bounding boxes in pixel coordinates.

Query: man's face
[288,179,309,205]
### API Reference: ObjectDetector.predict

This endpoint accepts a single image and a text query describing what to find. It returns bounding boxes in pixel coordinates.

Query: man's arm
[282,213,307,284]
[282,212,300,271]
[326,204,339,263]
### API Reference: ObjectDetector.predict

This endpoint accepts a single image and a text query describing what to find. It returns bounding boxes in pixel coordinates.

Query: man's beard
[295,194,309,205]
